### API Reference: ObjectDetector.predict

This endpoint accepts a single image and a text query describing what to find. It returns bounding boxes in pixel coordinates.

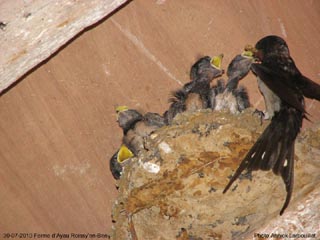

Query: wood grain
[0,0,319,235]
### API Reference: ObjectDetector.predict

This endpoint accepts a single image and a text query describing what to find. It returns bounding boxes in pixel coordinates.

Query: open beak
[117,144,134,163]
[241,44,257,58]
[210,53,224,69]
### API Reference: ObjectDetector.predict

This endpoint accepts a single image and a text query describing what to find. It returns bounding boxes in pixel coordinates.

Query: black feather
[223,104,303,215]
[223,35,319,215]
[300,75,320,101]
[109,150,122,180]
[251,63,306,114]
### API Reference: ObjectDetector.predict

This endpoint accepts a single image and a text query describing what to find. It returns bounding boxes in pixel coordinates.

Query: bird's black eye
[254,50,264,61]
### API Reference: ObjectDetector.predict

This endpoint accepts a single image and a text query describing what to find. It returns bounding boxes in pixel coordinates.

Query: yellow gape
[116,105,129,113]
[241,44,256,58]
[117,144,134,163]
[241,50,254,58]
[210,54,224,69]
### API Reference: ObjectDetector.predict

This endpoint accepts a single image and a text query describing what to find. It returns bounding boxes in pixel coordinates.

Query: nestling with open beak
[210,46,253,113]
[164,54,224,124]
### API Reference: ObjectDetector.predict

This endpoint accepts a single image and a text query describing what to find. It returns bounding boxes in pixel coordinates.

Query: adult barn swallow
[223,35,320,215]
[210,48,253,113]
[164,55,224,124]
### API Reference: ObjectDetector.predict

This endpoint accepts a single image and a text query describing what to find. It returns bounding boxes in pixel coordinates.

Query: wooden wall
[0,0,319,236]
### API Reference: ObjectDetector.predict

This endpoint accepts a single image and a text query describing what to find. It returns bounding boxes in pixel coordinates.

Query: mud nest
[111,109,320,240]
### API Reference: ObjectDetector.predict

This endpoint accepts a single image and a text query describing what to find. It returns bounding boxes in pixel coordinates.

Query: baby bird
[210,47,253,114]
[116,105,143,134]
[116,106,165,155]
[109,106,165,179]
[110,144,134,180]
[164,54,224,124]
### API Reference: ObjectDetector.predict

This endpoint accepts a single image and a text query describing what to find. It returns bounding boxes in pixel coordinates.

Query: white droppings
[297,204,305,211]
[140,160,160,174]
[159,141,172,153]
[150,133,158,139]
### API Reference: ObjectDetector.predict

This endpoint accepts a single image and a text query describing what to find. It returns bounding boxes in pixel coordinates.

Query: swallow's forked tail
[223,106,303,215]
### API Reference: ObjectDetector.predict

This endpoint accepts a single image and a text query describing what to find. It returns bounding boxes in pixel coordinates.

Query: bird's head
[241,44,255,58]
[210,53,224,70]
[116,105,129,114]
[115,106,143,132]
[190,54,224,81]
[115,105,129,121]
[254,35,290,61]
